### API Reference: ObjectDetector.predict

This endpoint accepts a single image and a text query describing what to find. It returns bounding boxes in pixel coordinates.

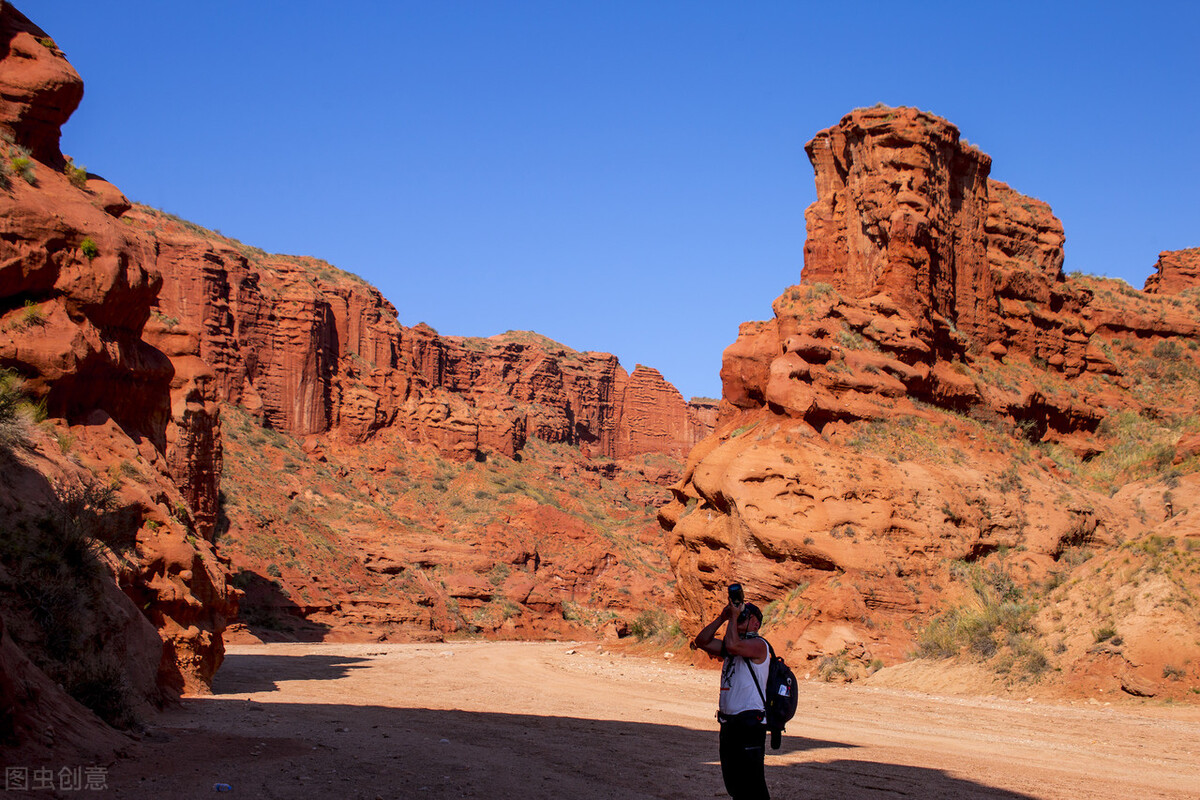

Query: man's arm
[692,605,731,659]
[723,607,769,664]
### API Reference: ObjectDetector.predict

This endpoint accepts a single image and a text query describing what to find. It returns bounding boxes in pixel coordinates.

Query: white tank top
[719,649,770,716]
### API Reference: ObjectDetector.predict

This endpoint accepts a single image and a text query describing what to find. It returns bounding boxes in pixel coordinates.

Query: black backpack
[745,639,798,749]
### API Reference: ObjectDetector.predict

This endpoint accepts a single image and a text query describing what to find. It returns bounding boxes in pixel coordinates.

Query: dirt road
[101,642,1199,799]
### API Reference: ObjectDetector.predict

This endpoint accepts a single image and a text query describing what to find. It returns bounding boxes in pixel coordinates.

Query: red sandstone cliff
[123,209,713,644]
[1144,247,1200,295]
[0,2,708,731]
[131,206,713,462]
[804,107,997,349]
[0,2,236,758]
[663,106,1200,699]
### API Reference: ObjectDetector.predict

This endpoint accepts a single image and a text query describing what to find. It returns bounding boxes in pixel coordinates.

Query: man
[694,597,771,800]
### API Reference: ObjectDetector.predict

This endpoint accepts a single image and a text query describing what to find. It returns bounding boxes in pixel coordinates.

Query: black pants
[719,711,769,800]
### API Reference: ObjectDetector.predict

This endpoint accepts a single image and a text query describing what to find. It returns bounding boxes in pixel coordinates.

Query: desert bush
[996,464,1022,493]
[0,370,22,427]
[1162,664,1185,680]
[10,155,35,184]
[0,369,41,448]
[1093,625,1118,643]
[19,300,46,328]
[628,608,680,641]
[80,237,99,260]
[1011,637,1051,678]
[1152,340,1184,362]
[915,563,1035,660]
[64,656,136,730]
[817,652,852,681]
[487,562,511,586]
[63,157,88,188]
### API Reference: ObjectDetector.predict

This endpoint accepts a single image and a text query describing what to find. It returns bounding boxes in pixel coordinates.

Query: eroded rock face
[132,208,713,463]
[0,5,81,163]
[803,106,996,348]
[1144,248,1200,295]
[614,365,711,459]
[664,106,1200,693]
[0,2,232,716]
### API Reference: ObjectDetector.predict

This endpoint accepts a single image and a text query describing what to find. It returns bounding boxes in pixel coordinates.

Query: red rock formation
[1144,248,1200,295]
[132,209,708,463]
[664,106,1200,696]
[0,1,232,711]
[804,106,996,348]
[0,6,81,163]
[614,365,713,459]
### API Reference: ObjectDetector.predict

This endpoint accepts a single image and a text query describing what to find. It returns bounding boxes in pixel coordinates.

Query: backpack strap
[743,638,773,710]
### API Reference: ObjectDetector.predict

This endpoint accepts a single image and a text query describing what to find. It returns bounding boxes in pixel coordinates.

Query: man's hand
[694,603,734,658]
[723,603,768,663]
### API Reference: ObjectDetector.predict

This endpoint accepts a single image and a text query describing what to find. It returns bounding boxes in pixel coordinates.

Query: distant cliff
[133,205,713,462]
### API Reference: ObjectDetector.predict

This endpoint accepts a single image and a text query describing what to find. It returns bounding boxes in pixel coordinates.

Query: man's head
[736,602,763,636]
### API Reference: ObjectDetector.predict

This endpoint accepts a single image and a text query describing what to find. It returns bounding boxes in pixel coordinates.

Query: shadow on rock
[228,568,334,642]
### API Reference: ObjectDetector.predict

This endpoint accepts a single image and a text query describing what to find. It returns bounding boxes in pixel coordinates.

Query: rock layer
[664,106,1200,696]
[1144,248,1200,295]
[0,1,233,731]
[132,208,714,463]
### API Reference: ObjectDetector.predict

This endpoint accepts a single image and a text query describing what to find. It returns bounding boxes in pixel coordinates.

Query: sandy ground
[93,642,1200,799]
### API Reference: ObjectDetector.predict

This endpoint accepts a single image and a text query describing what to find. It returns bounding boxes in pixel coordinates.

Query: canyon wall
[0,2,712,758]
[133,207,714,462]
[0,3,235,756]
[663,105,1200,697]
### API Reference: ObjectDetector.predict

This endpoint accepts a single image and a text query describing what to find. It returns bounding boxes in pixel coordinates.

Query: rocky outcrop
[663,106,1200,693]
[614,365,712,459]
[803,106,996,349]
[0,1,233,721]
[1144,248,1200,295]
[132,207,713,462]
[0,6,81,163]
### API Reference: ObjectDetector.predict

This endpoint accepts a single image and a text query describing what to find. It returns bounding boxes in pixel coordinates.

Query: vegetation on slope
[217,403,681,642]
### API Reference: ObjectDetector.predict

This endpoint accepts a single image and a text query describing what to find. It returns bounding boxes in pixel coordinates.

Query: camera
[727,583,744,605]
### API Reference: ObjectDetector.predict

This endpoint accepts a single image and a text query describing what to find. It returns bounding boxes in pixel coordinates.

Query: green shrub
[63,158,88,188]
[0,370,22,427]
[80,237,99,260]
[1151,340,1184,361]
[0,370,42,447]
[10,155,35,184]
[19,300,46,329]
[916,563,1035,660]
[487,562,511,586]
[67,657,136,730]
[817,652,851,681]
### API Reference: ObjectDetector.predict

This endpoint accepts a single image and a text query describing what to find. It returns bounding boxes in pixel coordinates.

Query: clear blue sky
[29,1,1200,401]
